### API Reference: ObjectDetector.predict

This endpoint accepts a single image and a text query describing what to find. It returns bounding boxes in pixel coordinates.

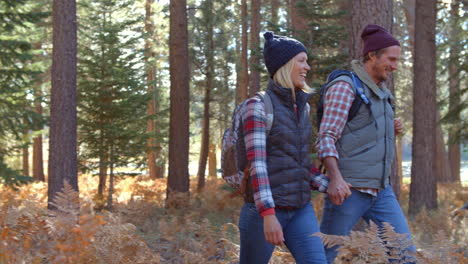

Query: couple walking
[237,24,414,264]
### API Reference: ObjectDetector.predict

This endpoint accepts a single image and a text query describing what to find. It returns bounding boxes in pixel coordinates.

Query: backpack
[316,69,370,130]
[221,92,274,194]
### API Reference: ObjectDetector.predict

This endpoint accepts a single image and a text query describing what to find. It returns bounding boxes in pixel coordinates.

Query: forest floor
[0,176,466,263]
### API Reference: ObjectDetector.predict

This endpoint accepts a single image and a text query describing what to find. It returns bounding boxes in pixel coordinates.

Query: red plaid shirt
[242,97,329,217]
[315,81,378,196]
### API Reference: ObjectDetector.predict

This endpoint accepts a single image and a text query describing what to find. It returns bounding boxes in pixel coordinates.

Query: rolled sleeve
[315,81,355,160]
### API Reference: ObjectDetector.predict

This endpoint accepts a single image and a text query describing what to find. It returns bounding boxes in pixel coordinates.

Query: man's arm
[315,81,354,205]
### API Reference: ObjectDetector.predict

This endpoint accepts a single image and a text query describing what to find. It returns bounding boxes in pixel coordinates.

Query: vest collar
[351,60,387,99]
[267,79,311,109]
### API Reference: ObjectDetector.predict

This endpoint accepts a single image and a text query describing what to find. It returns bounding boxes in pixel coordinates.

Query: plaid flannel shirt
[242,97,329,217]
[315,81,378,196]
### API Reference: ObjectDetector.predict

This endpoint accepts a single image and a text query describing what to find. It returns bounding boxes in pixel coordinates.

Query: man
[315,24,413,263]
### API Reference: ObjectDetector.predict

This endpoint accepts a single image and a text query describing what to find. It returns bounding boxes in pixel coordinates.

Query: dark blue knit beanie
[263,31,308,77]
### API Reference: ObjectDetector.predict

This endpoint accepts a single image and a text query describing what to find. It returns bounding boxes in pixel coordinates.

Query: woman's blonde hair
[273,56,312,93]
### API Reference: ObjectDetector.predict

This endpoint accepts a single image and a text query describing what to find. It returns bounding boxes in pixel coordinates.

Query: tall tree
[77,0,147,205]
[48,0,78,209]
[0,0,45,186]
[409,0,438,215]
[145,0,158,180]
[167,0,190,207]
[447,0,462,183]
[248,0,261,97]
[195,0,215,191]
[237,0,249,103]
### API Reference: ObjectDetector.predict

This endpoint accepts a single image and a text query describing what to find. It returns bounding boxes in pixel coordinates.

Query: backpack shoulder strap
[256,91,274,135]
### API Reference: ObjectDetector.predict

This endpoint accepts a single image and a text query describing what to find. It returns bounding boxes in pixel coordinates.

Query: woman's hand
[263,214,284,246]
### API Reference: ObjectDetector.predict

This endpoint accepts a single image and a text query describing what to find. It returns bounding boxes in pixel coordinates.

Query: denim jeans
[239,202,326,264]
[320,185,415,264]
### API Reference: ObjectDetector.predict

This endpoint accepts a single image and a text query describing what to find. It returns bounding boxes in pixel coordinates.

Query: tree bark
[145,0,158,180]
[409,0,438,215]
[271,0,279,26]
[97,151,107,200]
[22,121,29,177]
[448,0,461,183]
[33,85,45,181]
[107,145,114,211]
[349,0,394,60]
[167,0,190,208]
[238,0,249,104]
[248,0,261,97]
[48,0,78,210]
[290,0,307,36]
[435,111,452,183]
[208,143,217,178]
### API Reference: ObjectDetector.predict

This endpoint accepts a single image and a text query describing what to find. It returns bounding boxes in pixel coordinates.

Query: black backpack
[316,69,370,130]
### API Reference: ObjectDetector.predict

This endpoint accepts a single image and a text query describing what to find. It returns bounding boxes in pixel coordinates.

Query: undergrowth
[0,176,466,263]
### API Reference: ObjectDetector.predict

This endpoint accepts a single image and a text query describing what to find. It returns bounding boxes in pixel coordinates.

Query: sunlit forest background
[0,0,466,263]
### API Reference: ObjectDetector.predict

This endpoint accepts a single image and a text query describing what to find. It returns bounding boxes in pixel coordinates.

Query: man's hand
[263,214,284,246]
[394,118,403,136]
[327,173,352,205]
[323,157,352,205]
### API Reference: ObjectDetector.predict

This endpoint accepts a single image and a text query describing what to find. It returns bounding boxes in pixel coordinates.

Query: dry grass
[0,175,466,263]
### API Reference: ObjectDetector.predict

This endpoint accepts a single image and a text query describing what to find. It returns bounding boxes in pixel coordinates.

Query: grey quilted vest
[245,80,313,208]
[324,60,395,189]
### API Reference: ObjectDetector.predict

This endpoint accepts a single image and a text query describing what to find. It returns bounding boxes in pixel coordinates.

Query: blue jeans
[239,202,326,264]
[320,185,415,264]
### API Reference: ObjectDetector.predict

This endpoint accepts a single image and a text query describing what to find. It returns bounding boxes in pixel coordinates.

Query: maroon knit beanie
[361,24,400,56]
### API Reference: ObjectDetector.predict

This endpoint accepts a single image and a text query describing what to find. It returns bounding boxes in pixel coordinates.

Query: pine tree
[0,0,47,186]
[77,0,148,207]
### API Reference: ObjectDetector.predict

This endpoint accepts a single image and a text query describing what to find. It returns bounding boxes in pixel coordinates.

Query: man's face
[369,46,401,83]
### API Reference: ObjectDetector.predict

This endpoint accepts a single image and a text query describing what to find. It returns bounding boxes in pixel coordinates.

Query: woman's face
[291,52,310,89]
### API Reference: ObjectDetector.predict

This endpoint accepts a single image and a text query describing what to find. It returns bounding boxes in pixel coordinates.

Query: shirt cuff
[261,208,275,217]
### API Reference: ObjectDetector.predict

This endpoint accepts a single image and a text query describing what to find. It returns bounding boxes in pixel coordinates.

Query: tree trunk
[197,85,210,190]
[235,0,242,105]
[448,0,461,183]
[48,0,78,210]
[271,0,279,26]
[107,146,114,211]
[290,0,307,36]
[22,121,29,177]
[402,0,415,58]
[196,0,214,191]
[248,0,261,97]
[97,151,107,200]
[33,86,45,181]
[238,0,249,104]
[409,0,438,215]
[435,111,452,183]
[208,143,217,178]
[349,0,394,60]
[167,0,190,208]
[145,0,158,180]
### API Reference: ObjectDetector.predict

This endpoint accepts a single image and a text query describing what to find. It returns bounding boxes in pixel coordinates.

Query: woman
[238,31,327,264]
